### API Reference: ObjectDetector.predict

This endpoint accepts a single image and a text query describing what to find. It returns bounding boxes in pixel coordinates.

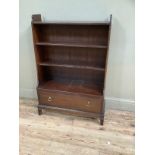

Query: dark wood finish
[31,14,112,125]
[32,21,110,25]
[39,63,105,72]
[35,42,107,49]
[32,14,41,21]
[38,107,42,115]
[100,119,104,125]
[38,104,102,118]
[38,90,102,113]
[38,80,103,96]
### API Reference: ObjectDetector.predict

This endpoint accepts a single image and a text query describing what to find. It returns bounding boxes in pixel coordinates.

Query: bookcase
[31,14,112,125]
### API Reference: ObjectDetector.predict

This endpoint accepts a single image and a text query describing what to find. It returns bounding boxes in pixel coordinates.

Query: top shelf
[35,42,107,49]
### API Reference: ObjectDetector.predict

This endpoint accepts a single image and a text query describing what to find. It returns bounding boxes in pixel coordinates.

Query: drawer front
[38,91,102,113]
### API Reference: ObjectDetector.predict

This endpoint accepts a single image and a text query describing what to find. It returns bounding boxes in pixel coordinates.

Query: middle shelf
[35,42,108,49]
[38,62,105,71]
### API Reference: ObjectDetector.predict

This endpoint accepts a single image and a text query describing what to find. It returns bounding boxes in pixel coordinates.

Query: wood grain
[19,99,135,155]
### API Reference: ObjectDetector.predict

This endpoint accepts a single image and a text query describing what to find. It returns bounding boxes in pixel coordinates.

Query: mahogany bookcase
[31,14,112,125]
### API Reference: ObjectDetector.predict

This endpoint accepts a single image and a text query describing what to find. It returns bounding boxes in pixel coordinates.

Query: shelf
[39,63,105,71]
[32,21,110,25]
[35,42,107,49]
[38,79,103,96]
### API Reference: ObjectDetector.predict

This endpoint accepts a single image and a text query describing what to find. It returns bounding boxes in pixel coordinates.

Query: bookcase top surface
[32,21,110,25]
[31,14,112,25]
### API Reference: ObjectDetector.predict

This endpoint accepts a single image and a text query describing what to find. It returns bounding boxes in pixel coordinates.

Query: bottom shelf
[38,79,103,96]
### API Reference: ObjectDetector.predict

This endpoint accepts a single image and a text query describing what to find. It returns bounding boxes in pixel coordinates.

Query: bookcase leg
[100,118,104,125]
[38,108,42,115]
[100,98,105,125]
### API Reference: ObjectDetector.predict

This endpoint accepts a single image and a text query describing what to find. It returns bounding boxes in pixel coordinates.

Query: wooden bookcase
[31,14,112,125]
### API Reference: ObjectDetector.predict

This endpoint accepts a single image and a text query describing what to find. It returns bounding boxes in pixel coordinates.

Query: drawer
[38,91,102,113]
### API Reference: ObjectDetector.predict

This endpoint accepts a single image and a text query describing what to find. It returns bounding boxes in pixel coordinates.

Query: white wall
[19,0,135,111]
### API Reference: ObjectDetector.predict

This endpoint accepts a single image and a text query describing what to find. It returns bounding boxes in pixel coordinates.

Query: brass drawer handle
[48,96,53,102]
[86,101,90,106]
